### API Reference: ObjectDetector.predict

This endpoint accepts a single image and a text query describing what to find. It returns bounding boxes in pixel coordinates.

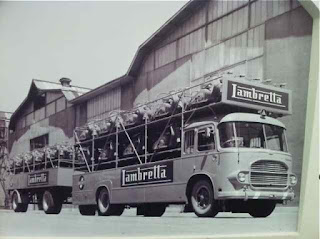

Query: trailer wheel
[191,180,218,217]
[79,205,96,216]
[12,191,28,213]
[97,188,115,216]
[37,193,44,210]
[248,200,276,218]
[143,204,166,217]
[42,190,62,215]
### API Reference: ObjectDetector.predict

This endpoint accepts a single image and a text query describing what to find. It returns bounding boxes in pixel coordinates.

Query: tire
[97,188,115,216]
[191,180,219,218]
[12,191,28,213]
[79,205,96,216]
[143,204,166,217]
[182,203,194,213]
[112,205,125,216]
[19,203,28,212]
[248,200,276,218]
[42,190,63,215]
[37,193,44,210]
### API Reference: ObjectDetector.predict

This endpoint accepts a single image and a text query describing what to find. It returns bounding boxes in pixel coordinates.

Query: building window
[0,127,6,140]
[30,134,49,151]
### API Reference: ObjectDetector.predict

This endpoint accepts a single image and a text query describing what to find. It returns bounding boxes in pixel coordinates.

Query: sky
[0,0,187,113]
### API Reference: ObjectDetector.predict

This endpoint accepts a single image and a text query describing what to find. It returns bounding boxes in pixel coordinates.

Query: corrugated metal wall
[56,97,66,113]
[46,92,63,104]
[133,0,301,105]
[87,87,121,121]
[34,108,45,122]
[46,101,55,117]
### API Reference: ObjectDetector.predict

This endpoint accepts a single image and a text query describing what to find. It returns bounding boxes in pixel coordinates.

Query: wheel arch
[95,182,112,203]
[11,189,29,204]
[11,190,21,203]
[186,173,217,201]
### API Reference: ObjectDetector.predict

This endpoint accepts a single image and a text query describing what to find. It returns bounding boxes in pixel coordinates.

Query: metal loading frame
[73,74,292,172]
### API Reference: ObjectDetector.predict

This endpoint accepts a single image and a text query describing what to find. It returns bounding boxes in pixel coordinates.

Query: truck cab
[216,112,296,199]
[183,112,297,217]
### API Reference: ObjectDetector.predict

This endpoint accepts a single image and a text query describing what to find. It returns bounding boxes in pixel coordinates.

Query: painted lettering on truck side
[121,161,173,187]
[28,172,49,186]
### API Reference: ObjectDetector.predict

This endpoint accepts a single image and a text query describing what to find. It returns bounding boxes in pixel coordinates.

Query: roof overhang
[9,79,89,130]
[70,75,134,105]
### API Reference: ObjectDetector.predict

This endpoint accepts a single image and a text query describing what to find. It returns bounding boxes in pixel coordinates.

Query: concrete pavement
[0,206,299,237]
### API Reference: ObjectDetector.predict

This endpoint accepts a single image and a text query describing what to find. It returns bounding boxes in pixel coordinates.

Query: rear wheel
[191,180,218,217]
[143,204,166,217]
[42,190,63,214]
[12,191,28,213]
[248,200,276,218]
[37,193,43,210]
[79,205,96,216]
[97,188,117,216]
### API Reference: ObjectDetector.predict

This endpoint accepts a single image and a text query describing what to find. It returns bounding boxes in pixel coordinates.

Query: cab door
[194,125,219,175]
[179,128,197,183]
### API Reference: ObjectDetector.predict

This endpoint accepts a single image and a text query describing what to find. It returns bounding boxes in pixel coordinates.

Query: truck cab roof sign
[221,79,292,115]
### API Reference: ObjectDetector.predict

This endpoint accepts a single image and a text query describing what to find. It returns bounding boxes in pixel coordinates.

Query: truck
[5,73,297,218]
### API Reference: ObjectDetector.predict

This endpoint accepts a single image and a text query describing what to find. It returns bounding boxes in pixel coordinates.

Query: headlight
[290,175,297,186]
[238,172,246,182]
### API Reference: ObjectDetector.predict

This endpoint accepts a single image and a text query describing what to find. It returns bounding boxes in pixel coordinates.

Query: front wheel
[191,180,219,218]
[42,190,63,215]
[248,200,276,218]
[12,191,28,213]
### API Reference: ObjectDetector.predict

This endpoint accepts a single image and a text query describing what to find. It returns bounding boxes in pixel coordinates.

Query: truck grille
[250,160,288,188]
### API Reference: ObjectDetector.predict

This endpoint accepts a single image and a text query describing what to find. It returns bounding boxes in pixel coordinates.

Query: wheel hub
[197,188,209,209]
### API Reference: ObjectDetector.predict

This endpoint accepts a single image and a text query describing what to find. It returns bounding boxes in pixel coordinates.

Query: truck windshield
[218,122,288,152]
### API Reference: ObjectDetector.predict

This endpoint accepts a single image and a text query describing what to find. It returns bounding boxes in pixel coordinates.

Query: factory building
[8,78,90,158]
[71,0,313,204]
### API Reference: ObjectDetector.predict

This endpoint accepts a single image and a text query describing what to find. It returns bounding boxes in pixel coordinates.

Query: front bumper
[217,189,295,200]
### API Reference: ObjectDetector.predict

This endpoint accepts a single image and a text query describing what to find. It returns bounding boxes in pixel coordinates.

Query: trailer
[6,153,75,214]
[6,74,297,217]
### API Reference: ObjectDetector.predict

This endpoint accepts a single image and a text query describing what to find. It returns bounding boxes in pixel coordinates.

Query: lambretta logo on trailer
[121,161,173,187]
[231,84,283,106]
[28,171,49,186]
[225,80,290,112]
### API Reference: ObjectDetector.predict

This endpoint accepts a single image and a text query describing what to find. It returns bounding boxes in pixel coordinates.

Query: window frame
[183,129,195,155]
[30,134,49,151]
[196,125,216,152]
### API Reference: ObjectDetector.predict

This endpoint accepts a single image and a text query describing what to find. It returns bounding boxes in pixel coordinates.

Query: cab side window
[198,127,215,151]
[184,130,195,154]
